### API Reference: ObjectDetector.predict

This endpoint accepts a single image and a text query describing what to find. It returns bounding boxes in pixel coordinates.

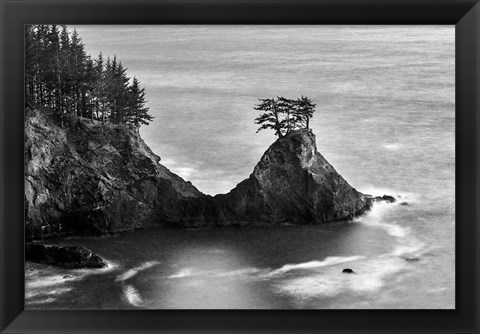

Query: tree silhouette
[294,95,316,130]
[127,77,153,131]
[254,98,284,138]
[254,96,316,137]
[25,24,154,129]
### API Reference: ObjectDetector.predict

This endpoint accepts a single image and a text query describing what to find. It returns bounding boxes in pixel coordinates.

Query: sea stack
[214,129,372,226]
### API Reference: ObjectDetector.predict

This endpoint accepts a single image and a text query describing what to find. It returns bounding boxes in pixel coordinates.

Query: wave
[116,261,160,282]
[264,256,364,278]
[168,268,194,278]
[216,268,265,277]
[270,193,428,304]
[123,285,143,307]
[356,195,426,258]
[361,187,420,202]
[274,256,406,302]
[25,258,121,308]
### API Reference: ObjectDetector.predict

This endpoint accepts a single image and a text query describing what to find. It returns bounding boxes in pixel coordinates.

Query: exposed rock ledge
[25,243,107,268]
[25,112,374,239]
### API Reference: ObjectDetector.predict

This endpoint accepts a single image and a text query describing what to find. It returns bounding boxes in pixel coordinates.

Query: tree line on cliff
[25,25,153,129]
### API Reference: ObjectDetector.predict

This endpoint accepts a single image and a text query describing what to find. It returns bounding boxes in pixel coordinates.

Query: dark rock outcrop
[25,113,374,239]
[373,195,396,203]
[25,243,107,268]
[342,268,355,274]
[214,129,372,225]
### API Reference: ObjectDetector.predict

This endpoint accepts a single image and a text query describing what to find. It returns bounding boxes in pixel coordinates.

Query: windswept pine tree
[24,24,154,129]
[254,98,284,138]
[294,95,316,130]
[254,96,316,137]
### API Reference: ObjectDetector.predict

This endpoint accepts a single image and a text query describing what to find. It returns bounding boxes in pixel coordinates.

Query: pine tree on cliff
[254,98,284,137]
[294,95,316,130]
[276,96,297,135]
[126,77,153,131]
[69,29,87,116]
[254,96,316,137]
[25,25,38,107]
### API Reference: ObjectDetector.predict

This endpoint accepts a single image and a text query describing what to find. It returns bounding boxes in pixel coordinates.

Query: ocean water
[25,26,454,309]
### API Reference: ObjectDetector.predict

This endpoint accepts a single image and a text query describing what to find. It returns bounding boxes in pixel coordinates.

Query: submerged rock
[400,202,410,206]
[25,243,107,268]
[405,257,420,262]
[214,129,372,225]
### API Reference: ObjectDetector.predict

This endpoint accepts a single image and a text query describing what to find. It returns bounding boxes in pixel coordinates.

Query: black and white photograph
[24,25,455,309]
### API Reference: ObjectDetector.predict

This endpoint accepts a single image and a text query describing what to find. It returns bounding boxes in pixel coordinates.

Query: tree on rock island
[254,96,316,137]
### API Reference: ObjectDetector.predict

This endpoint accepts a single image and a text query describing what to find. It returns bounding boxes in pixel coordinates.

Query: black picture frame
[1,0,479,333]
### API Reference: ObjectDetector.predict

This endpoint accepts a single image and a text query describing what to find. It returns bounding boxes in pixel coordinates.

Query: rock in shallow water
[342,268,355,273]
[25,243,107,268]
[373,195,396,203]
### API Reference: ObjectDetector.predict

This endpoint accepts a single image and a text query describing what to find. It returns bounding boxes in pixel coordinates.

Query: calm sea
[25,26,455,309]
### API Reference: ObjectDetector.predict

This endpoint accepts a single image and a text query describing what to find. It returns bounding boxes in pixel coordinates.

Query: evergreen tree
[69,28,87,115]
[276,96,296,135]
[127,77,153,130]
[254,96,316,137]
[24,24,153,130]
[25,25,38,107]
[59,25,71,112]
[294,95,316,130]
[254,98,284,137]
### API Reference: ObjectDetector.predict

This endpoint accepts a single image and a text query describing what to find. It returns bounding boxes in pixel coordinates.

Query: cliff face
[214,130,371,225]
[25,112,208,239]
[25,113,371,239]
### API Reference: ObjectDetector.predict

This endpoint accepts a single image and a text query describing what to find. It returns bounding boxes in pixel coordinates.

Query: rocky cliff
[25,112,372,239]
[25,112,210,240]
[214,129,371,225]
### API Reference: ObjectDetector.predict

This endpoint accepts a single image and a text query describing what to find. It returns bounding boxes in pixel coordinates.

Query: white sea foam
[382,143,401,150]
[123,285,143,307]
[169,268,194,278]
[360,187,419,203]
[25,287,73,299]
[116,261,160,282]
[358,202,408,239]
[25,267,77,307]
[356,199,426,257]
[275,257,406,302]
[28,297,56,305]
[26,274,67,289]
[264,256,364,278]
[73,259,120,276]
[270,194,430,303]
[216,268,265,277]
